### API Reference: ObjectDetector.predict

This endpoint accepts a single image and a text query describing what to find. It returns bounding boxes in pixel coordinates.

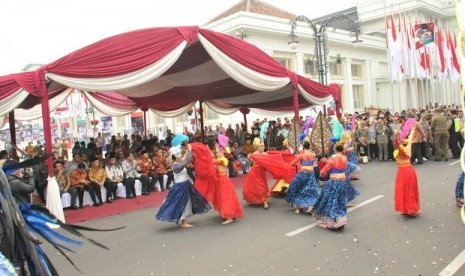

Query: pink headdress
[400,118,417,140]
[217,134,229,148]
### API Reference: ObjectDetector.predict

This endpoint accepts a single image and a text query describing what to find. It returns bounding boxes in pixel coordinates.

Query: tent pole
[8,111,17,160]
[40,86,53,176]
[199,101,205,143]
[292,86,300,125]
[143,109,147,136]
[243,112,247,131]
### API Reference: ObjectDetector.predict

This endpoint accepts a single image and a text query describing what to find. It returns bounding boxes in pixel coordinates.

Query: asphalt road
[47,159,465,276]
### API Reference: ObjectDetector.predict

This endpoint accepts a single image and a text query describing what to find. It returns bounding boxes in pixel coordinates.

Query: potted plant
[336,54,342,64]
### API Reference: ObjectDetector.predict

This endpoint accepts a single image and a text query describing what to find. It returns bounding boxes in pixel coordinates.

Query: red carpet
[64,174,262,224]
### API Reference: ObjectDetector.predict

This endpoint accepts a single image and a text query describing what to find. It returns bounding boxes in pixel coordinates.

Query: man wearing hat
[5,160,35,204]
[104,153,123,201]
[431,109,451,161]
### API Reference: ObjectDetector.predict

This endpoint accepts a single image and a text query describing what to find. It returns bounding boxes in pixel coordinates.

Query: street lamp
[288,14,363,114]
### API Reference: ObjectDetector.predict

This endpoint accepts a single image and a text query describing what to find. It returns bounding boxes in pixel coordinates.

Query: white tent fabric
[204,101,239,115]
[15,88,73,121]
[84,91,138,117]
[0,89,30,116]
[149,103,195,118]
[198,34,290,92]
[298,84,333,106]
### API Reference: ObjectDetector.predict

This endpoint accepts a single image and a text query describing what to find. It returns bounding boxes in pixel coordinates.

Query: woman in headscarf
[156,144,211,228]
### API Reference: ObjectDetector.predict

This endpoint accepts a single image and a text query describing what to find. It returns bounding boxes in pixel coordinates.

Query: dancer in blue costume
[343,131,361,180]
[340,132,360,205]
[285,141,319,214]
[313,145,349,229]
[455,172,465,207]
[156,143,211,228]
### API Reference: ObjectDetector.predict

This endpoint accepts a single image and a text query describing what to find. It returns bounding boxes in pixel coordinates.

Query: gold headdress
[253,138,262,149]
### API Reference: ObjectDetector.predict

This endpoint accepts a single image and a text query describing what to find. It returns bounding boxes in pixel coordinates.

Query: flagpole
[385,1,395,111]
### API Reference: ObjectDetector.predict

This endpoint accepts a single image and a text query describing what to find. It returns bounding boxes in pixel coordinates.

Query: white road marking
[448,160,460,166]
[439,249,465,276]
[285,195,384,237]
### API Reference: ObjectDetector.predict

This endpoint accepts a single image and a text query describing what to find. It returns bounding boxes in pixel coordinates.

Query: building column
[363,60,375,107]
[343,58,354,113]
[294,52,304,75]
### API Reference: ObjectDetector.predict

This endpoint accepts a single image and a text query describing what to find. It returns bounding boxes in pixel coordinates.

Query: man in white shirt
[95,132,104,154]
[159,127,166,147]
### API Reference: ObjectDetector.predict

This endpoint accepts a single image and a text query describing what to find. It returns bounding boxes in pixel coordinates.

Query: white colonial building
[18,0,462,139]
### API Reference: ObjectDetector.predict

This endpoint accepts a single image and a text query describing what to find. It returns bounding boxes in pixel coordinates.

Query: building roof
[206,0,296,24]
[312,7,359,32]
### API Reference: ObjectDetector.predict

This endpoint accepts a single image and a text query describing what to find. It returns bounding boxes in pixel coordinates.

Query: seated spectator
[152,149,167,191]
[163,149,174,189]
[121,152,140,198]
[5,160,35,204]
[66,153,82,173]
[70,162,99,208]
[105,153,123,201]
[137,150,152,195]
[88,158,106,205]
[54,160,78,209]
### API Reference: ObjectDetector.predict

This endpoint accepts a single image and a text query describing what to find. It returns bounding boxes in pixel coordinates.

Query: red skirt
[394,166,420,215]
[216,174,243,219]
[242,166,268,204]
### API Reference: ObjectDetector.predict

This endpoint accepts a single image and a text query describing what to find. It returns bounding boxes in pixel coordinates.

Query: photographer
[5,160,35,204]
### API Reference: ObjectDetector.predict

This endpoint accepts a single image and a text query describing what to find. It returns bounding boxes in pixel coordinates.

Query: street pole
[288,14,362,117]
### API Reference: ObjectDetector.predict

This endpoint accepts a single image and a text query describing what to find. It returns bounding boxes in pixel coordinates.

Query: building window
[351,64,363,78]
[156,115,166,125]
[176,113,189,124]
[352,85,365,109]
[329,62,343,77]
[205,106,219,121]
[304,57,316,75]
[275,57,292,70]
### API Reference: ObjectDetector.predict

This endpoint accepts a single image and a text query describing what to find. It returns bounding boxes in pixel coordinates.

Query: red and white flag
[447,31,461,81]
[387,15,404,82]
[435,28,446,80]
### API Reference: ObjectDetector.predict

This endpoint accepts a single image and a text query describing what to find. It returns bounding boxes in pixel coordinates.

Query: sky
[0,0,355,75]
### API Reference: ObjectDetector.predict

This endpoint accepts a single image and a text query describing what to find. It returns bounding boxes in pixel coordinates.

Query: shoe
[142,192,149,196]
[422,157,427,161]
[93,204,100,207]
[127,195,133,199]
[433,159,441,162]
[70,205,79,210]
[106,199,113,203]
[445,158,449,161]
[79,205,83,209]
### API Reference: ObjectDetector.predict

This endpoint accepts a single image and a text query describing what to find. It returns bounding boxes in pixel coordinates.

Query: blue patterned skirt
[156,180,211,224]
[285,171,319,211]
[345,175,360,202]
[313,179,348,228]
[455,172,465,201]
[347,150,358,166]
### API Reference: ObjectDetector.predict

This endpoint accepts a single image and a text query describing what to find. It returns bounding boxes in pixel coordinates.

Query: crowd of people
[0,102,463,229]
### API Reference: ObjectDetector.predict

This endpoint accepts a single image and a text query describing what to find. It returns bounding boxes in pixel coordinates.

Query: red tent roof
[0,26,340,118]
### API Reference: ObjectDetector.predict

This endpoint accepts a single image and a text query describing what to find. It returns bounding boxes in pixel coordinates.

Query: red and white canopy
[0,26,340,118]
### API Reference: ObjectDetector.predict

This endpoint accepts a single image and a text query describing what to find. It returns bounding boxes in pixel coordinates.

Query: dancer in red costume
[243,138,270,209]
[214,147,243,224]
[393,130,421,216]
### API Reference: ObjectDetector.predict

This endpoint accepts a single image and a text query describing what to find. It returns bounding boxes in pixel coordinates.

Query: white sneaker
[422,157,427,161]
